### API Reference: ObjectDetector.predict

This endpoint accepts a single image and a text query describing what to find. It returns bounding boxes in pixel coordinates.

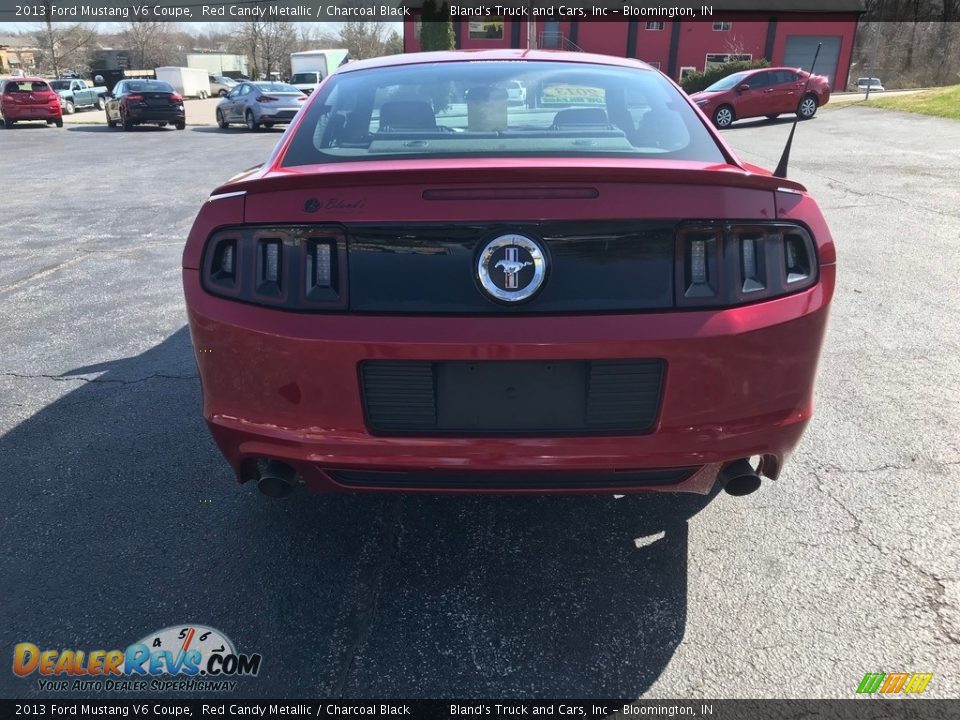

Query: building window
[468,20,504,40]
[713,21,732,31]
[414,19,422,40]
[679,66,697,81]
[646,22,664,31]
[704,53,751,70]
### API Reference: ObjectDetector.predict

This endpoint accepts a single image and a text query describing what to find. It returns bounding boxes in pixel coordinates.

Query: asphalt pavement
[1,107,958,699]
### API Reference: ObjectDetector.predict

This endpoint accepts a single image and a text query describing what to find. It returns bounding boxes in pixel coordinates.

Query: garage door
[782,35,842,88]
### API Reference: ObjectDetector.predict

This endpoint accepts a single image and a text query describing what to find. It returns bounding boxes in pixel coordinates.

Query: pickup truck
[49,79,108,114]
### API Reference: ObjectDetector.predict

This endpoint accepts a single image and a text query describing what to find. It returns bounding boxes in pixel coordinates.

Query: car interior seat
[551,107,611,130]
[378,100,437,132]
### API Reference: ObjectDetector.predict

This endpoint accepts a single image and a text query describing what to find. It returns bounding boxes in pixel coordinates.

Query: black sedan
[105,80,185,131]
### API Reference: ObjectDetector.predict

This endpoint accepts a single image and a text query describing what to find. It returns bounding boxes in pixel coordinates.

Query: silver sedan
[215,81,306,131]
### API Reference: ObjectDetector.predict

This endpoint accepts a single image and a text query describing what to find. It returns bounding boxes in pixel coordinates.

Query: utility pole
[865,0,884,99]
[527,1,537,48]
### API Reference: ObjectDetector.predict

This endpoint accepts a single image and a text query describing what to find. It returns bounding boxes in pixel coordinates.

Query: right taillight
[201,226,347,311]
[676,222,818,308]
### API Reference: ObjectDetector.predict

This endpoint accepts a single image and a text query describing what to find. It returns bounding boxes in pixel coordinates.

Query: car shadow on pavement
[67,125,180,133]
[722,115,815,131]
[3,124,56,130]
[65,125,114,132]
[191,126,285,134]
[0,327,716,699]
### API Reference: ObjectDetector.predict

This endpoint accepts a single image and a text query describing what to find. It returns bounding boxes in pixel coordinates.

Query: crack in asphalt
[1,372,197,385]
[0,255,89,294]
[815,459,960,475]
[735,146,960,220]
[898,556,960,646]
[810,470,960,647]
[333,498,405,696]
[0,243,184,295]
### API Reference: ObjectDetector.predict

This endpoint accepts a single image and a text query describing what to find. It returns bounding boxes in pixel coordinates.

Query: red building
[403,1,864,90]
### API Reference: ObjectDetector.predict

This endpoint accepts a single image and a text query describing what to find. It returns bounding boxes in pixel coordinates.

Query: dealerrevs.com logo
[13,625,261,692]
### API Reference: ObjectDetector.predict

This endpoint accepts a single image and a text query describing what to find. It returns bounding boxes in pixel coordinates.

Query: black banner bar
[0,1,867,24]
[0,700,959,720]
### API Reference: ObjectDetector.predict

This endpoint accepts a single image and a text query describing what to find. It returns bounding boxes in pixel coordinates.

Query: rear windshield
[291,73,321,84]
[255,82,301,93]
[5,81,52,93]
[127,81,175,93]
[50,80,72,90]
[281,60,725,166]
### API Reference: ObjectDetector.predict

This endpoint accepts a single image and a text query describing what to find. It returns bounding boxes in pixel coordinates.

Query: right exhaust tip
[720,458,762,496]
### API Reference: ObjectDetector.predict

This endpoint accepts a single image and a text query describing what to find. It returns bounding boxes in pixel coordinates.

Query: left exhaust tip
[249,459,298,499]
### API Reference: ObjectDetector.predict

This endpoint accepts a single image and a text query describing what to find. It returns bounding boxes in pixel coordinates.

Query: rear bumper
[184,264,833,494]
[127,107,184,122]
[255,109,299,124]
[4,106,61,120]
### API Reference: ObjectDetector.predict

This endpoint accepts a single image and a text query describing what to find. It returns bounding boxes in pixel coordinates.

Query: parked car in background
[183,51,836,500]
[689,67,831,128]
[105,79,185,131]
[209,75,237,97]
[856,77,885,92]
[215,81,306,131]
[505,80,527,105]
[0,77,62,128]
[50,78,108,114]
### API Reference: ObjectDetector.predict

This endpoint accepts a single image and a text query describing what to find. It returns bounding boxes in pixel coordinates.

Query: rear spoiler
[212,160,808,197]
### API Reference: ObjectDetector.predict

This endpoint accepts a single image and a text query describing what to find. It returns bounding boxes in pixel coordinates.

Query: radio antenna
[773,42,822,179]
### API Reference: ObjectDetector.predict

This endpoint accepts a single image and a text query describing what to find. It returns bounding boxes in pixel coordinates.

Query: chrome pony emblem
[494,249,533,289]
[477,234,547,303]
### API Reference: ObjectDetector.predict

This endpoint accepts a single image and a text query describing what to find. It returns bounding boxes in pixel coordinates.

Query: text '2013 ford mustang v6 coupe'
[182,50,835,498]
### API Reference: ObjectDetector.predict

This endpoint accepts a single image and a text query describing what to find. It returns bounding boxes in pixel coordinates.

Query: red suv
[0,77,63,128]
[689,67,831,128]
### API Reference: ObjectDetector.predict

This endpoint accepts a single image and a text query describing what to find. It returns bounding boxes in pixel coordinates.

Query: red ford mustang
[689,66,831,128]
[182,51,835,498]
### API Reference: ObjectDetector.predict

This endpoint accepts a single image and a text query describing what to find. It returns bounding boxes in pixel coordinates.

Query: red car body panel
[690,67,831,126]
[182,52,836,495]
[0,77,62,123]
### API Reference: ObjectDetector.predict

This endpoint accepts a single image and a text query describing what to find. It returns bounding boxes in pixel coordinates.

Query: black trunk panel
[346,221,675,314]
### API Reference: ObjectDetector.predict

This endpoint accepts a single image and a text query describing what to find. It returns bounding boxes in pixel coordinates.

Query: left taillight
[675,222,818,308]
[201,225,347,311]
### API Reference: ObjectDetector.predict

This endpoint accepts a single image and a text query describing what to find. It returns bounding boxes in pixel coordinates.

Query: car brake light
[297,96,306,101]
[256,95,277,103]
[676,222,817,307]
[170,93,183,103]
[201,226,347,310]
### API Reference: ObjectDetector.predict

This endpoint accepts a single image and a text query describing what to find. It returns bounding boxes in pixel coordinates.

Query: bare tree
[34,2,99,77]
[231,20,298,80]
[336,22,403,60]
[231,22,262,79]
[121,21,184,69]
[258,21,298,78]
[851,1,960,88]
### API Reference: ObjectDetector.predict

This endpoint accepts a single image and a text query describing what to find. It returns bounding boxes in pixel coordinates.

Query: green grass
[866,85,960,120]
